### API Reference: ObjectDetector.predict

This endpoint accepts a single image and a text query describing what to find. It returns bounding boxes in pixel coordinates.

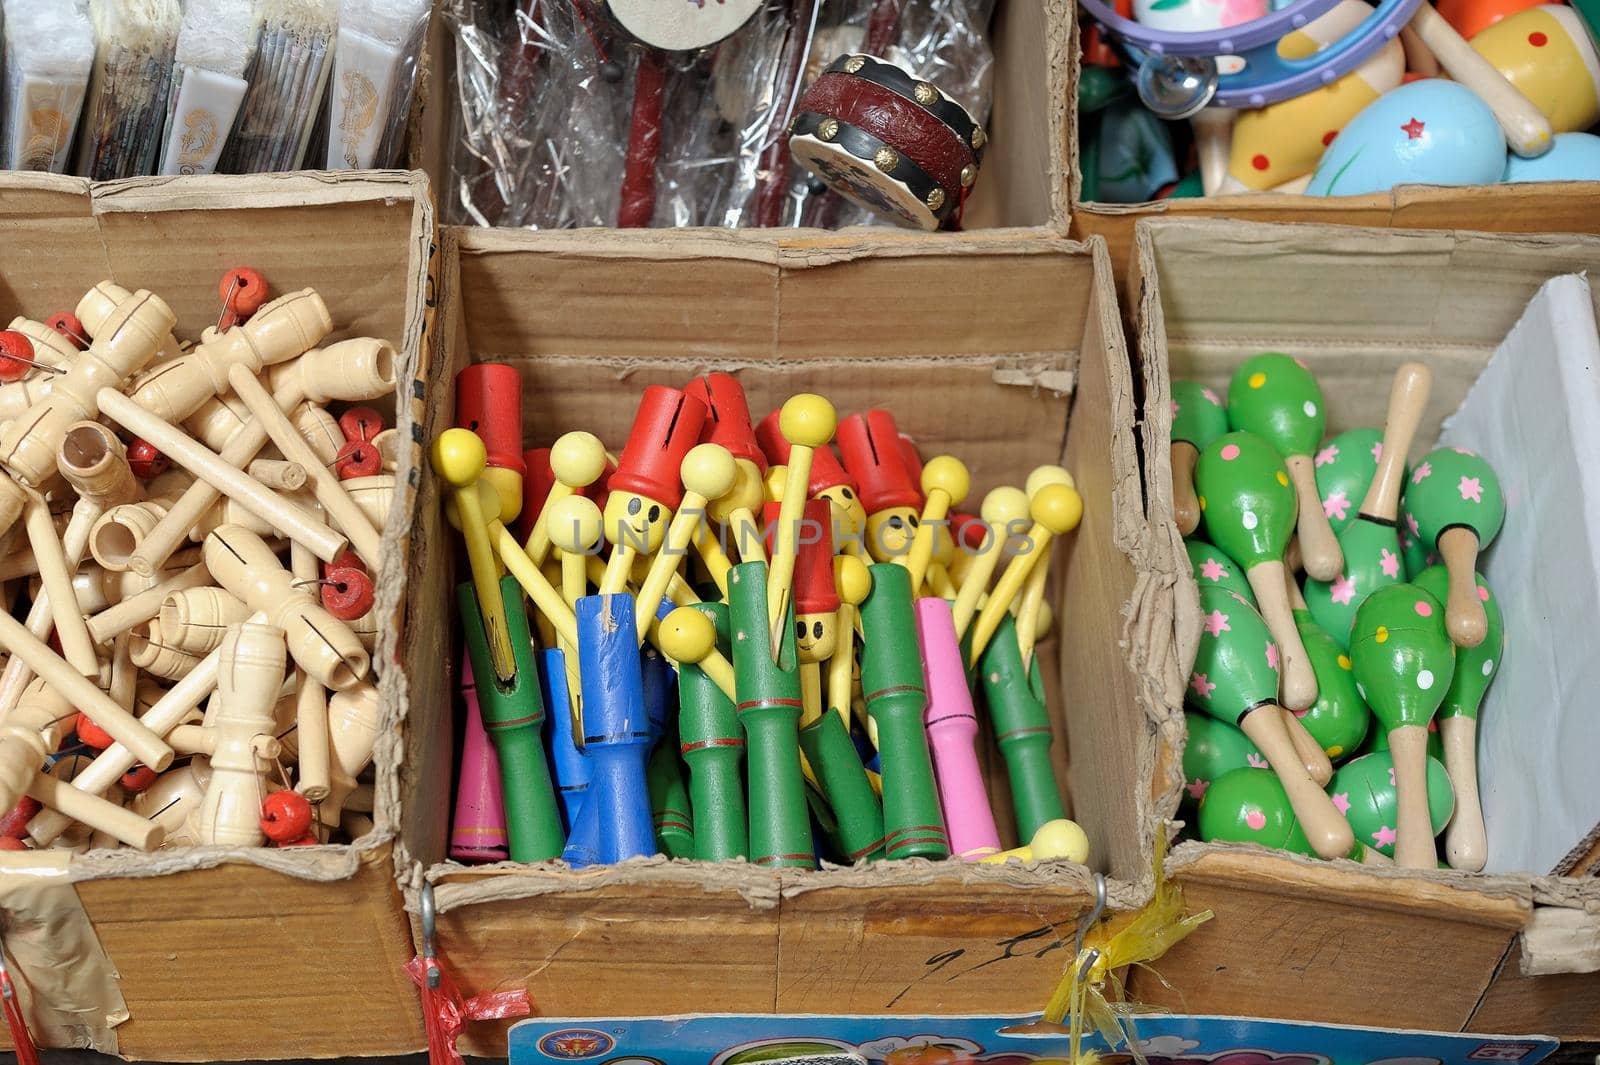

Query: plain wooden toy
[967,483,1082,668]
[191,622,288,846]
[1413,564,1502,871]
[1186,586,1354,859]
[635,443,737,644]
[1017,465,1077,667]
[900,455,969,594]
[977,819,1089,865]
[1328,750,1455,860]
[1305,363,1432,648]
[321,680,382,829]
[525,430,608,566]
[1195,430,1319,711]
[1402,447,1504,648]
[131,763,206,849]
[1312,427,1385,537]
[1171,380,1229,537]
[950,485,1029,639]
[1228,354,1342,581]
[1349,583,1457,868]
[203,524,369,691]
[917,596,1000,859]
[766,394,837,652]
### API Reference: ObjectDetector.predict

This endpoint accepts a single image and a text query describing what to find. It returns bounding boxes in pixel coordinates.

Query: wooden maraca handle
[1238,705,1354,860]
[1441,715,1487,871]
[1388,724,1439,868]
[1285,455,1342,582]
[1438,526,1488,648]
[1408,3,1553,158]
[1246,560,1318,711]
[1171,441,1201,536]
[1282,708,1333,787]
[1362,361,1432,521]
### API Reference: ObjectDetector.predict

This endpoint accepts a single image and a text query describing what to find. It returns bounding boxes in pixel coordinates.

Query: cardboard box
[0,171,434,1060]
[414,2,1075,233]
[1126,217,1600,1038]
[400,225,1171,1056]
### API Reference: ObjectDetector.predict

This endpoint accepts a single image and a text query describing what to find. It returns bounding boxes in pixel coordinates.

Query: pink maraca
[916,597,1001,859]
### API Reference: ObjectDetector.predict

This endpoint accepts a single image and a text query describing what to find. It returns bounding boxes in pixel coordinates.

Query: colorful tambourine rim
[606,0,764,51]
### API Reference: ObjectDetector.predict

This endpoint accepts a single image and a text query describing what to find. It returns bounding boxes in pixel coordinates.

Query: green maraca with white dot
[1350,582,1456,868]
[1195,431,1318,712]
[1329,751,1454,861]
[1402,448,1505,650]
[1172,379,1230,537]
[1227,354,1342,582]
[1199,767,1379,863]
[1186,538,1256,605]
[1413,564,1503,872]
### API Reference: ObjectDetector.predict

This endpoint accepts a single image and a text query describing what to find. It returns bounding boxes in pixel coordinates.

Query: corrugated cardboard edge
[0,170,433,887]
[1130,214,1600,974]
[1075,180,1600,223]
[1049,0,1076,234]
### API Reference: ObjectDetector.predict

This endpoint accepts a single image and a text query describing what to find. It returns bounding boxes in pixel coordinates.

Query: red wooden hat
[950,511,989,551]
[836,409,923,515]
[611,386,709,511]
[755,409,857,497]
[454,364,526,475]
[687,373,766,472]
[897,433,924,487]
[520,447,556,542]
[761,498,839,617]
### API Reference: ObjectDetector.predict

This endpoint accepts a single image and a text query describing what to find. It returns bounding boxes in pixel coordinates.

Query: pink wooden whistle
[915,597,1001,860]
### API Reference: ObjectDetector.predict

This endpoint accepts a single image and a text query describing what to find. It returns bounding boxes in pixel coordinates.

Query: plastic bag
[76,0,181,180]
[0,0,95,173]
[326,0,432,169]
[221,0,338,173]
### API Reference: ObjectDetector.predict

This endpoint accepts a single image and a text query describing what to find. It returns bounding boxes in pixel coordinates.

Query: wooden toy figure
[1349,583,1457,868]
[1198,767,1387,864]
[950,485,1030,638]
[455,363,526,525]
[757,407,868,552]
[634,442,737,643]
[539,646,590,836]
[978,819,1090,865]
[1287,573,1372,762]
[859,563,950,860]
[979,614,1067,840]
[1181,712,1263,807]
[601,386,709,594]
[1313,427,1385,537]
[1413,564,1503,871]
[1171,380,1229,537]
[1194,431,1317,710]
[1328,751,1455,860]
[1186,586,1354,858]
[449,655,509,862]
[1401,447,1505,648]
[919,597,1001,859]
[1471,5,1600,133]
[575,592,656,864]
[1305,363,1432,649]
[765,395,838,651]
[1186,539,1256,604]
[659,603,749,862]
[900,455,970,594]
[968,484,1083,667]
[838,409,924,564]
[728,561,815,868]
[1227,354,1341,581]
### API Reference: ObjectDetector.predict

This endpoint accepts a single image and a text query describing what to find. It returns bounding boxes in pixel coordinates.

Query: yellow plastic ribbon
[1042,828,1213,1064]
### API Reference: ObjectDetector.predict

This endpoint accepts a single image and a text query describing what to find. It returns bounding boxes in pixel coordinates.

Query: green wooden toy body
[1413,565,1504,721]
[677,601,749,861]
[729,561,815,869]
[1400,526,1433,578]
[798,710,886,862]
[1304,518,1404,648]
[1186,539,1256,605]
[1329,751,1455,858]
[1314,427,1385,536]
[1171,379,1230,448]
[979,614,1067,838]
[1350,584,1456,732]
[647,738,696,859]
[1227,353,1325,459]
[1182,712,1265,807]
[1188,586,1281,726]
[859,563,950,860]
[1195,431,1297,569]
[1198,767,1311,852]
[1402,448,1506,550]
[1293,607,1372,760]
[458,576,565,862]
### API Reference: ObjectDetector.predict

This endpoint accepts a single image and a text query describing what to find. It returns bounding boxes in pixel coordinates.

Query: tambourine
[789,53,986,231]
[605,0,763,51]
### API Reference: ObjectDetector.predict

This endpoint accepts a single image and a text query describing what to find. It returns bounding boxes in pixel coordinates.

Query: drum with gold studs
[789,53,987,231]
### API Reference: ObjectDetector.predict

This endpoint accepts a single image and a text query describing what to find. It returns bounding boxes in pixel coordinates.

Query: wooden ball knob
[1031,483,1083,535]
[547,495,603,554]
[260,789,314,842]
[681,443,737,502]
[1026,464,1077,496]
[834,554,872,606]
[980,485,1030,527]
[764,464,787,503]
[921,456,970,505]
[1027,818,1090,862]
[657,606,715,664]
[0,331,34,383]
[779,394,837,448]
[46,312,87,350]
[709,459,765,521]
[431,428,487,489]
[1033,600,1054,641]
[550,430,608,487]
[338,406,384,443]
[220,267,268,318]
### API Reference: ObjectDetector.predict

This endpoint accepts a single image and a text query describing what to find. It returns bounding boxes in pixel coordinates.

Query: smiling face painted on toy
[603,490,670,554]
[865,505,920,561]
[794,613,839,662]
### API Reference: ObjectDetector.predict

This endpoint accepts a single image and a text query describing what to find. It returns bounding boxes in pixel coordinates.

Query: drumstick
[227,364,382,565]
[1409,1,1553,157]
[97,389,347,563]
[767,394,837,657]
[634,444,736,644]
[949,486,1028,639]
[525,431,607,565]
[967,484,1083,667]
[898,455,969,594]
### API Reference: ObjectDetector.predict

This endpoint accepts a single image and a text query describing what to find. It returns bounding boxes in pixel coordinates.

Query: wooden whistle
[76,282,183,358]
[157,586,252,656]
[188,623,288,846]
[0,373,54,424]
[130,616,206,680]
[188,391,346,463]
[89,473,192,571]
[321,680,381,828]
[132,763,206,848]
[203,525,369,690]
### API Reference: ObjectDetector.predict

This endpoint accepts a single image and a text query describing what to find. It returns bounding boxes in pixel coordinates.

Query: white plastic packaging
[159,0,263,176]
[0,0,95,173]
[327,0,430,170]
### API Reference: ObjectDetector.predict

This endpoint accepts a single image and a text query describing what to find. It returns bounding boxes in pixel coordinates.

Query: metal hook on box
[1074,873,1108,984]
[420,880,440,989]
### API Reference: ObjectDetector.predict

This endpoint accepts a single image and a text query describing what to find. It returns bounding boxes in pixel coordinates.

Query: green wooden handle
[980,615,1065,839]
[647,740,696,859]
[677,603,748,861]
[799,711,886,863]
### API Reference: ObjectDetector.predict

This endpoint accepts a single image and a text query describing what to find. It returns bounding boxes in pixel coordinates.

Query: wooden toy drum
[789,54,987,231]
[605,0,762,50]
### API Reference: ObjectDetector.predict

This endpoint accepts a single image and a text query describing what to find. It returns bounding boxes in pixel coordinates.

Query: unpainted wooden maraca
[1171,380,1228,537]
[1413,563,1503,871]
[1195,430,1317,710]
[1329,750,1455,860]
[1349,583,1456,868]
[1186,586,1353,858]
[1305,362,1431,648]
[1401,447,1504,648]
